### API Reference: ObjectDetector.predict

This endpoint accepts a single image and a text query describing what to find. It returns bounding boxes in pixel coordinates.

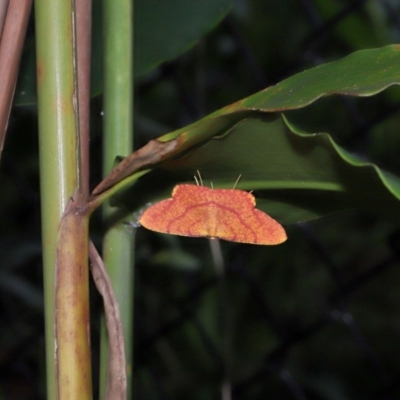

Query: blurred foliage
[3,0,400,399]
[14,0,233,105]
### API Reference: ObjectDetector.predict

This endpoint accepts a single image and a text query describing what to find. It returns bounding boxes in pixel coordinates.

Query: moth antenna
[194,175,200,186]
[233,174,242,189]
[196,170,203,186]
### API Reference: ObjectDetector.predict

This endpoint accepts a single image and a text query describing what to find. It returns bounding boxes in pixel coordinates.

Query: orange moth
[139,176,287,245]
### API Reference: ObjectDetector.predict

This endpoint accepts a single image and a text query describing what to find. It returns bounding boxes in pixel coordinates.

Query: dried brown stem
[0,0,32,159]
[89,241,127,400]
[0,1,9,36]
[55,197,92,400]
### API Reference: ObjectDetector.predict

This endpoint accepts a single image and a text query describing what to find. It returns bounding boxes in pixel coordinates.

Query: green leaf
[141,45,400,149]
[98,45,400,225]
[238,44,400,111]
[135,0,232,78]
[120,114,400,225]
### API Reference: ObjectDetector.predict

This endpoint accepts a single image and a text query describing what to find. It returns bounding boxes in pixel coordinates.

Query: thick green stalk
[101,0,134,397]
[35,0,91,398]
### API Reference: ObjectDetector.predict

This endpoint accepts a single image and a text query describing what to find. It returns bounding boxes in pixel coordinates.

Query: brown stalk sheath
[55,202,92,400]
[89,242,127,400]
[0,0,32,158]
[0,1,9,36]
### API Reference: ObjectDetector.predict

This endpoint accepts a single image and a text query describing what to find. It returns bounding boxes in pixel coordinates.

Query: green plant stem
[35,0,91,398]
[75,0,92,200]
[101,0,134,397]
[209,239,232,400]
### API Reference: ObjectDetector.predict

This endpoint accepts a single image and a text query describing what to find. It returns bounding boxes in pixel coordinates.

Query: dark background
[2,0,400,399]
